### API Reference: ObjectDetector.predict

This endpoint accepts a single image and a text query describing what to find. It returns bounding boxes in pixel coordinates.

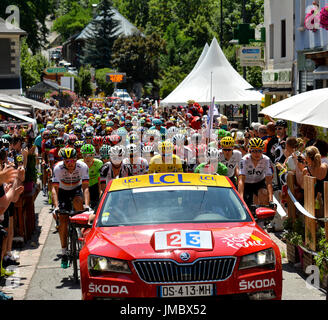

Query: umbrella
[260,88,328,128]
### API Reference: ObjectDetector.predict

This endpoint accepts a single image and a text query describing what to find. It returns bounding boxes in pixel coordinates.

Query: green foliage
[314,228,328,279]
[52,2,93,42]
[82,0,120,69]
[20,39,49,90]
[95,68,115,96]
[282,216,305,245]
[155,66,187,99]
[78,66,93,97]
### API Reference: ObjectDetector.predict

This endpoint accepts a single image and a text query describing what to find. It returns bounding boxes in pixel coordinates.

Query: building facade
[262,0,295,104]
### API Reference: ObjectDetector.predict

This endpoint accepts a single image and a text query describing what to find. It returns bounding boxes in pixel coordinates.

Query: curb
[1,204,53,300]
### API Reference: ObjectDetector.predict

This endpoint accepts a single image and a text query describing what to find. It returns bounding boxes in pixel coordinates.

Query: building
[262,0,295,104]
[0,18,26,95]
[295,0,328,93]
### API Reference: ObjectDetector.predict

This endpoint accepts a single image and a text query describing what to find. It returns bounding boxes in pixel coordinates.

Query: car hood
[87,223,275,262]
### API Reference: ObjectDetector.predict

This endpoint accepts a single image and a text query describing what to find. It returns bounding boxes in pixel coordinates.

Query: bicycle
[56,208,93,283]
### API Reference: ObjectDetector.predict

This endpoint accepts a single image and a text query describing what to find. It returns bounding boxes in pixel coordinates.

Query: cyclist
[238,138,275,209]
[49,137,65,169]
[74,140,84,160]
[52,147,90,268]
[149,141,183,173]
[99,145,132,191]
[194,147,228,175]
[218,136,242,187]
[81,144,103,209]
[124,144,149,175]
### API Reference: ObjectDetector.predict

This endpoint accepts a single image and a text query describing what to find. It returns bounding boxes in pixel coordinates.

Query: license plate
[159,284,214,298]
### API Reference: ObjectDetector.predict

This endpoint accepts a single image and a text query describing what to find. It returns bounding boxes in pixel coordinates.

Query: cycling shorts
[58,186,83,211]
[243,178,267,207]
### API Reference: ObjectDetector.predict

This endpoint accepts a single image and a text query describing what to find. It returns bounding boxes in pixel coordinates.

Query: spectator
[263,122,278,163]
[299,124,317,147]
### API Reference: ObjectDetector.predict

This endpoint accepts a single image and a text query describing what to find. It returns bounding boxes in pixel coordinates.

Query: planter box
[286,241,299,264]
[302,250,315,274]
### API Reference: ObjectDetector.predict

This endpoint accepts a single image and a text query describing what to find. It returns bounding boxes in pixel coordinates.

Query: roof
[109,173,232,192]
[0,18,26,35]
[76,7,141,40]
[161,37,264,106]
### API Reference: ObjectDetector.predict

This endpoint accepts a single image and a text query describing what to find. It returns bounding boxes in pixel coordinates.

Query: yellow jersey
[148,154,183,174]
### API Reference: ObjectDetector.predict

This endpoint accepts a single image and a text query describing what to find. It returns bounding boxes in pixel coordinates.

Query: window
[281,20,286,58]
[269,24,274,59]
[0,39,11,74]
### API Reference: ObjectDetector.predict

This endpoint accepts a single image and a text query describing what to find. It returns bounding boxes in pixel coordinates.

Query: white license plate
[159,284,214,298]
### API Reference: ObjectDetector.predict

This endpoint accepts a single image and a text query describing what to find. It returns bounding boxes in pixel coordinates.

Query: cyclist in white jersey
[218,137,242,187]
[123,144,149,175]
[238,138,274,208]
[51,147,90,268]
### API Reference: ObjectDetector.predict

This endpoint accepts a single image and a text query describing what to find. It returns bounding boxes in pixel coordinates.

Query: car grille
[133,257,236,283]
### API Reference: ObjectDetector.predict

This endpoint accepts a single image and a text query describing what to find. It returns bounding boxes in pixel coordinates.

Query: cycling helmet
[127,143,139,155]
[217,129,227,138]
[110,145,126,157]
[191,133,202,144]
[275,119,288,128]
[248,137,265,150]
[153,119,162,126]
[74,125,83,135]
[68,134,77,144]
[109,134,121,145]
[74,140,85,149]
[99,144,111,159]
[42,130,51,138]
[85,130,94,139]
[103,135,111,145]
[167,126,179,135]
[172,134,185,145]
[158,141,174,154]
[220,136,235,148]
[59,147,77,159]
[81,144,95,155]
[92,136,103,146]
[142,145,154,153]
[54,137,65,147]
[50,129,59,138]
[207,147,219,159]
[129,133,139,143]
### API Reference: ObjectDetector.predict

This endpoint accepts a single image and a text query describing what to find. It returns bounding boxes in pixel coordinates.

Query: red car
[77,173,282,300]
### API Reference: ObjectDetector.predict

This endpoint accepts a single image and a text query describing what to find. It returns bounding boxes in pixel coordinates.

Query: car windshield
[97,186,252,227]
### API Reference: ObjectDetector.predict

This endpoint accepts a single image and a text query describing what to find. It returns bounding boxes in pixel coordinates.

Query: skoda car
[78,173,282,300]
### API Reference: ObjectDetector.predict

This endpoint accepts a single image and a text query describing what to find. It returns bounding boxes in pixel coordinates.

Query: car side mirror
[255,207,276,221]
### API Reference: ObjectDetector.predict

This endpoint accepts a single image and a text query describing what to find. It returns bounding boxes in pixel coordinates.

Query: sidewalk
[1,192,52,300]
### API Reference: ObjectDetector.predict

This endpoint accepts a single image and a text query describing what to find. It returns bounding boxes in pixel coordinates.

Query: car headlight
[239,248,275,270]
[88,255,131,274]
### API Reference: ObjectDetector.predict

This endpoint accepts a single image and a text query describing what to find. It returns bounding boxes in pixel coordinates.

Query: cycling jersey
[123,157,149,175]
[52,160,89,190]
[194,162,228,175]
[239,153,273,183]
[49,148,62,166]
[99,162,132,185]
[218,149,242,178]
[81,158,103,187]
[148,154,183,173]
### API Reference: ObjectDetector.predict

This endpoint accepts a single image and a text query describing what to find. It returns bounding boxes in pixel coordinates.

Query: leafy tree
[20,39,49,90]
[95,68,115,96]
[78,66,93,97]
[52,2,93,42]
[111,31,165,86]
[81,0,121,69]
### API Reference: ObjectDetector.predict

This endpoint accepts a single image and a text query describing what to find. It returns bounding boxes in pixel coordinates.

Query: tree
[95,68,115,96]
[52,2,93,42]
[20,39,49,91]
[78,66,93,97]
[81,0,121,69]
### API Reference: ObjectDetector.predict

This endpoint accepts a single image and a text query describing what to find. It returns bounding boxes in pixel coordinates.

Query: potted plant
[314,227,328,289]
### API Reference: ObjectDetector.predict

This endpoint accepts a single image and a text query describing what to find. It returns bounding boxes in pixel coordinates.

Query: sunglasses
[276,127,284,130]
[250,149,263,153]
[64,159,76,164]
[222,149,233,152]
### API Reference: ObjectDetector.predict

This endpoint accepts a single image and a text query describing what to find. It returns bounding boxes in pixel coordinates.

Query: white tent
[161,37,263,106]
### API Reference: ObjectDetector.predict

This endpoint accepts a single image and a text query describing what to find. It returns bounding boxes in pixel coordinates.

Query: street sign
[106,73,126,83]
[239,46,264,67]
[45,67,66,74]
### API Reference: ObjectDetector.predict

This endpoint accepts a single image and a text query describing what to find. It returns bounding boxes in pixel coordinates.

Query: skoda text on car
[78,173,282,300]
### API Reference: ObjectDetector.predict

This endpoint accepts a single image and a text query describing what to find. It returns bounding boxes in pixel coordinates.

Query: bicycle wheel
[69,226,79,283]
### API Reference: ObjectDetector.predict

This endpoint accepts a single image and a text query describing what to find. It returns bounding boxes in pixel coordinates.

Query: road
[1,192,326,300]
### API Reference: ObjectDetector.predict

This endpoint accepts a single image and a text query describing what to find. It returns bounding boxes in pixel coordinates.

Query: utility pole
[220,0,223,44]
[242,0,246,79]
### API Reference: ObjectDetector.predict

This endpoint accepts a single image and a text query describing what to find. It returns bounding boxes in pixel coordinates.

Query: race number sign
[154,230,213,250]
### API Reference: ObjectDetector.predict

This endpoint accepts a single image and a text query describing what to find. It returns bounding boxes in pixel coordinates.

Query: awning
[12,95,57,111]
